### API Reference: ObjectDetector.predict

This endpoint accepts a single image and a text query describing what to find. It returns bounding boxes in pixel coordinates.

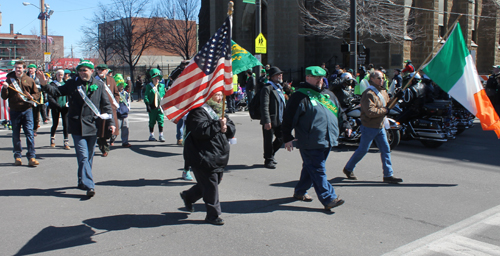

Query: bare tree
[299,0,420,43]
[155,0,199,60]
[104,0,159,84]
[79,3,117,64]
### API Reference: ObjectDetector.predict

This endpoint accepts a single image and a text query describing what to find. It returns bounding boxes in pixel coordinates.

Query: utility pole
[350,0,357,72]
[71,44,74,59]
[255,0,262,69]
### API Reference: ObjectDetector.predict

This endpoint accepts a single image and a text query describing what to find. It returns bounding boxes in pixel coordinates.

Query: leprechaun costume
[143,68,166,142]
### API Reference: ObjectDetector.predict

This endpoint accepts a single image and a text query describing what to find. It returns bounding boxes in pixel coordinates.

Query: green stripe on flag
[231,40,263,75]
[422,23,470,93]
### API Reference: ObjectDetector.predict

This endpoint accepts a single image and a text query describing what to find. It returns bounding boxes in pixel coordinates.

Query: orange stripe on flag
[474,90,500,138]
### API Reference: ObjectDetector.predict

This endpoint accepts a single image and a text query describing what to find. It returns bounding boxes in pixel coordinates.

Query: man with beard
[40,60,115,197]
[260,66,286,169]
[1,61,40,167]
[94,64,120,157]
[282,66,350,210]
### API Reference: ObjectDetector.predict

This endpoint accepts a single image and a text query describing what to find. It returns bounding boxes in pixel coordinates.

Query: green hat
[64,69,71,74]
[261,68,266,74]
[149,68,162,79]
[305,66,326,77]
[27,64,37,69]
[113,74,125,87]
[76,60,94,71]
[404,59,412,63]
[493,65,500,69]
[96,64,109,70]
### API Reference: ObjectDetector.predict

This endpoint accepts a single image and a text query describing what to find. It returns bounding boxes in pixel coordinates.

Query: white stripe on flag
[447,55,483,116]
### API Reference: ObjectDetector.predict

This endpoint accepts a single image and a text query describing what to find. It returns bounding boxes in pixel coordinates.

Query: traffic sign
[255,33,267,54]
[44,52,51,63]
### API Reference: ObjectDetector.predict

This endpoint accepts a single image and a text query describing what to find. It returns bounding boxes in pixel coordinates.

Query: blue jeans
[72,135,97,189]
[10,108,35,159]
[176,118,184,140]
[345,125,394,177]
[295,147,337,206]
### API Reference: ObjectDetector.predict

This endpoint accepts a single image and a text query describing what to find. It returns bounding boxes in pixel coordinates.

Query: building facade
[202,0,500,82]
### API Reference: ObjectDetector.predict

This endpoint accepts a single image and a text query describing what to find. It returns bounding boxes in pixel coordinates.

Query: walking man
[144,68,166,142]
[1,61,40,167]
[260,66,286,169]
[41,60,115,197]
[343,71,403,184]
[282,66,349,210]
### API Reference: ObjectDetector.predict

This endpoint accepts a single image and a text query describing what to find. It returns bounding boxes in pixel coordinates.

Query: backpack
[248,88,262,120]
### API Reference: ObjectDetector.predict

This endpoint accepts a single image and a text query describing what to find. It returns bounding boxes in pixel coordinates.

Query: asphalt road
[1,101,499,256]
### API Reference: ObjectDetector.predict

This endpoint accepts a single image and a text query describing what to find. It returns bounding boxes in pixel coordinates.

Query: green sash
[296,88,338,117]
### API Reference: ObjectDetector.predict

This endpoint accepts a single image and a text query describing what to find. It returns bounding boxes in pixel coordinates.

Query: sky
[1,0,115,57]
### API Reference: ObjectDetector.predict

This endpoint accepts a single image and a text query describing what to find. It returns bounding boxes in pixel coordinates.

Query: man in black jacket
[260,66,286,169]
[245,69,256,107]
[40,60,115,197]
[180,91,236,225]
[282,66,350,210]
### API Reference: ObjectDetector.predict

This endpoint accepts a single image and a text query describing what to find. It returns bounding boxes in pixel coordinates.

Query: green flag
[243,0,255,4]
[231,40,262,75]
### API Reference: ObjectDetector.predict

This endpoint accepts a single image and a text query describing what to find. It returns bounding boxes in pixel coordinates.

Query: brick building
[98,18,197,68]
[202,0,500,82]
[0,24,63,67]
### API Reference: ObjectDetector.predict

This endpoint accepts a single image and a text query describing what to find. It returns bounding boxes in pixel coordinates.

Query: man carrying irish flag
[422,23,500,138]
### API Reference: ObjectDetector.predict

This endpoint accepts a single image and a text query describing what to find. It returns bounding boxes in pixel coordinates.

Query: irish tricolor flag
[422,23,500,138]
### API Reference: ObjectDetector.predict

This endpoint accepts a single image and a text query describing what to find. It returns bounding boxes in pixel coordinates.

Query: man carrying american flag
[162,14,238,225]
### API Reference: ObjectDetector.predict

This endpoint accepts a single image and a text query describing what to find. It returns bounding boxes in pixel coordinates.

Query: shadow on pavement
[329,177,458,187]
[0,186,88,199]
[226,164,265,171]
[221,197,334,214]
[14,224,95,256]
[83,212,200,231]
[128,144,181,158]
[97,178,194,187]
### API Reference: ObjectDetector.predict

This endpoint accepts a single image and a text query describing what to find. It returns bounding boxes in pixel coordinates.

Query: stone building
[201,0,500,82]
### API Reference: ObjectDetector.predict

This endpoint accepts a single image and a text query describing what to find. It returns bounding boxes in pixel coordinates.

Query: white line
[383,205,500,255]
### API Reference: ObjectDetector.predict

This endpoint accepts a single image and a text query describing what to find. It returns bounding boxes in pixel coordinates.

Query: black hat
[394,68,402,73]
[268,66,284,78]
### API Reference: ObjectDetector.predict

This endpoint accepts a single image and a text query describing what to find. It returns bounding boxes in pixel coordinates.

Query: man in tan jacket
[342,70,403,184]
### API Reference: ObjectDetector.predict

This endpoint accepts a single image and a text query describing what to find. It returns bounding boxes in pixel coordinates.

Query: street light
[23,2,54,70]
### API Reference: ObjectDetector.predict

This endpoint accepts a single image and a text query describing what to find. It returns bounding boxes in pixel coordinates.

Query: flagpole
[222,1,234,116]
[8,85,41,105]
[387,14,463,109]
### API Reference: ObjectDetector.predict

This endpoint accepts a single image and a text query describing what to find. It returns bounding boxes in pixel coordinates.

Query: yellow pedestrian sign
[255,33,267,54]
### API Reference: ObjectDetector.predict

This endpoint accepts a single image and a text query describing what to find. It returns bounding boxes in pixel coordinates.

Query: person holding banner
[40,60,115,197]
[144,68,166,142]
[1,61,40,167]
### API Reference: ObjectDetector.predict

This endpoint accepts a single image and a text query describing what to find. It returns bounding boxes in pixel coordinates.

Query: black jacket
[44,76,114,136]
[245,75,255,92]
[282,82,350,149]
[260,82,284,127]
[183,106,236,172]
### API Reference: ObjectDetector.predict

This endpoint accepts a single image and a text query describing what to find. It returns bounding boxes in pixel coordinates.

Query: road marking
[383,205,500,255]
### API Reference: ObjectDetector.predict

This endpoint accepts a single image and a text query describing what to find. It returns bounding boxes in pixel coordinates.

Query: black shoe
[86,188,95,197]
[180,192,193,212]
[343,168,358,180]
[77,184,88,191]
[205,217,224,225]
[325,197,345,210]
[272,159,278,164]
[383,176,403,184]
[264,161,276,169]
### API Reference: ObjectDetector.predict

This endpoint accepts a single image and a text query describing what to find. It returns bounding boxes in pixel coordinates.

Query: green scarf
[296,88,338,117]
[207,99,222,116]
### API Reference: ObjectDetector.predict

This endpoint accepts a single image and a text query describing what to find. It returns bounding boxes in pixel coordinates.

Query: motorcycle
[451,99,475,135]
[388,81,454,148]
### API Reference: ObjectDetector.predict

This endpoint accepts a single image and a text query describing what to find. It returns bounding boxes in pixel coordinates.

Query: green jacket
[144,82,166,109]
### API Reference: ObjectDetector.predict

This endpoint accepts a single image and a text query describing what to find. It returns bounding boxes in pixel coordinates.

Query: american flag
[160,16,233,123]
[0,71,9,121]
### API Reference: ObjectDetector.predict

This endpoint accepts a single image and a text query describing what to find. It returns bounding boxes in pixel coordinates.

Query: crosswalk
[383,205,500,255]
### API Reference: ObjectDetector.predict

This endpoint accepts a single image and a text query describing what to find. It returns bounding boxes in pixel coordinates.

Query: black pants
[262,124,283,161]
[50,107,69,138]
[32,104,48,131]
[227,94,236,112]
[183,167,223,220]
